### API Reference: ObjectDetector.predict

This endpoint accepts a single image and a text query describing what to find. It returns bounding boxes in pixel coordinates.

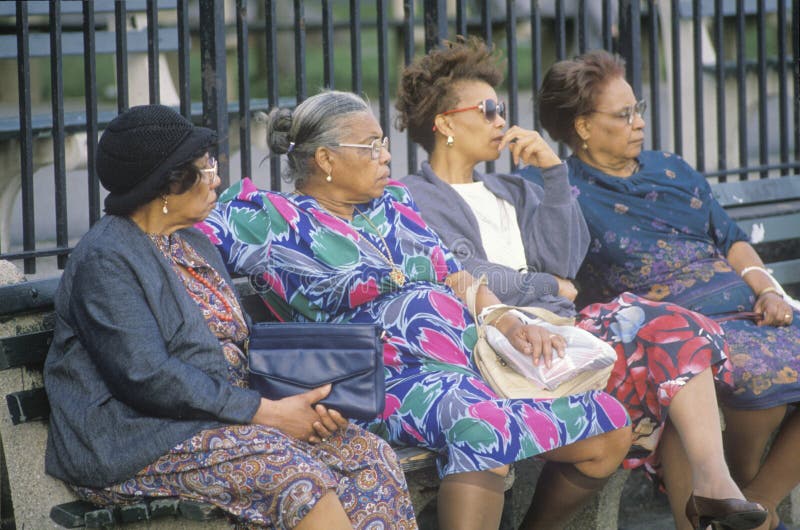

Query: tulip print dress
[200,178,630,477]
[567,151,800,410]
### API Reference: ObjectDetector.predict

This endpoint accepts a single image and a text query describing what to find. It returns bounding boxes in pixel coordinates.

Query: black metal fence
[1,0,798,273]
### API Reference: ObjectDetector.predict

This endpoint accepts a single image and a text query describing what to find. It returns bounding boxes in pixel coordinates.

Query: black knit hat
[97,104,216,214]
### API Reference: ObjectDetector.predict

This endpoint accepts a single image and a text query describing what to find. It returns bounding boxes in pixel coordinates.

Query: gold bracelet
[757,286,779,298]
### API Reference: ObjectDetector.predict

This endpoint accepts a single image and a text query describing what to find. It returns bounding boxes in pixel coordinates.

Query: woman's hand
[556,277,578,301]
[495,313,566,368]
[498,126,561,168]
[754,291,794,327]
[309,404,349,444]
[251,384,349,443]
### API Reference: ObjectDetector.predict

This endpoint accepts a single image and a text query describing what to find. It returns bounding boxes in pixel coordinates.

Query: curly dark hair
[538,50,626,149]
[395,35,505,154]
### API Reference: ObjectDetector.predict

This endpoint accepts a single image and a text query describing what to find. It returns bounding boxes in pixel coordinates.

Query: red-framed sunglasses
[433,99,506,131]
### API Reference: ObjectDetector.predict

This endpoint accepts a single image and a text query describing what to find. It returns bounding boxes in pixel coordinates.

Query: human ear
[433,114,455,137]
[314,146,334,176]
[574,115,591,142]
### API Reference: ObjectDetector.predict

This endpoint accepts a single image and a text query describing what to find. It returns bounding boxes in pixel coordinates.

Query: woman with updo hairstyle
[519,49,800,530]
[201,89,633,530]
[399,38,770,530]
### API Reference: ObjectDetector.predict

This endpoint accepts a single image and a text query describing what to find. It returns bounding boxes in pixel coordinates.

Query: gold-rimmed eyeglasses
[591,99,647,125]
[199,157,218,185]
[337,137,390,160]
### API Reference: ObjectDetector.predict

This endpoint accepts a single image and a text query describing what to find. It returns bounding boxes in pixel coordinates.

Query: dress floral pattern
[72,233,417,530]
[199,178,631,478]
[576,292,730,473]
[566,151,800,410]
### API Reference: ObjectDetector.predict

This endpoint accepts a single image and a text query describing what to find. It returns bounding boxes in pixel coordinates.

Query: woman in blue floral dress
[526,49,800,530]
[200,91,632,530]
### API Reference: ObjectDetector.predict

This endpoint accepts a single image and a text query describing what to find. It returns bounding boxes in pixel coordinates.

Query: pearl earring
[161,196,169,215]
[326,174,332,183]
[582,141,588,151]
[446,135,454,147]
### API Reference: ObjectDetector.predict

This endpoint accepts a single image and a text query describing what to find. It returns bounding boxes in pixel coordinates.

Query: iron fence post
[199,0,229,188]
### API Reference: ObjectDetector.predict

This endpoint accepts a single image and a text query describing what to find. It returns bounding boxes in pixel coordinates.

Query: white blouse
[451,181,527,271]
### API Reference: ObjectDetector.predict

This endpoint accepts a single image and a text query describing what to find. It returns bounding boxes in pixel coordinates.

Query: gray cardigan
[402,162,589,316]
[44,215,262,488]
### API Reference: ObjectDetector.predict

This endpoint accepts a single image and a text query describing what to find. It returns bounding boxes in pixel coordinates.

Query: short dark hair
[538,50,626,149]
[395,35,505,154]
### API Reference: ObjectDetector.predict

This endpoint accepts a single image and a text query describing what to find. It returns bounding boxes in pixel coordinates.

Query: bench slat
[49,497,222,528]
[0,0,177,17]
[0,277,60,317]
[6,388,50,425]
[677,0,778,19]
[0,27,180,59]
[395,446,439,473]
[769,259,800,287]
[50,500,98,528]
[712,175,800,208]
[734,212,800,245]
[0,330,53,369]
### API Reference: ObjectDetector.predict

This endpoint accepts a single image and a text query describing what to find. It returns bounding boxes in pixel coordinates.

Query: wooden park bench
[711,174,800,297]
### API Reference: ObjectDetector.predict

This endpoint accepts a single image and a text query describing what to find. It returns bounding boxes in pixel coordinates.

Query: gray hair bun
[264,107,294,155]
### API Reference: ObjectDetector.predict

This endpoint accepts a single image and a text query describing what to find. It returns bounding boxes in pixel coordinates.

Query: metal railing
[1,0,798,273]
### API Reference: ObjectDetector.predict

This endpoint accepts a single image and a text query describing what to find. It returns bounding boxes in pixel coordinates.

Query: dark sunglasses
[434,99,506,130]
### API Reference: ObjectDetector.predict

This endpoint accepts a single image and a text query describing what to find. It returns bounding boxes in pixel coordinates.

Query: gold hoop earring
[446,135,454,147]
[161,196,169,215]
[326,174,332,183]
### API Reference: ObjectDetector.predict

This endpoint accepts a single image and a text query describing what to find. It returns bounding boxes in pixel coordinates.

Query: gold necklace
[353,205,406,287]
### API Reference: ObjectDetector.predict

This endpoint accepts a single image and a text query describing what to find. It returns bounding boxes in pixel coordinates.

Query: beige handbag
[466,276,615,399]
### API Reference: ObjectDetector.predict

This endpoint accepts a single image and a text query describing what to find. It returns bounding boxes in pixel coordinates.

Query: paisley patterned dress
[72,233,418,530]
[199,178,631,478]
[566,151,800,410]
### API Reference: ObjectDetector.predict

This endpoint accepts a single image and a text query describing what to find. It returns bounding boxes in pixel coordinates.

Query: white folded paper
[484,316,616,391]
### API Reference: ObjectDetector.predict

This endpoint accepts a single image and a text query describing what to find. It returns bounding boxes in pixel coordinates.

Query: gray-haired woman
[44,104,418,530]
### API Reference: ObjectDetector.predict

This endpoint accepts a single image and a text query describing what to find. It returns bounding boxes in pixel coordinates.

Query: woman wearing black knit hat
[43,104,418,529]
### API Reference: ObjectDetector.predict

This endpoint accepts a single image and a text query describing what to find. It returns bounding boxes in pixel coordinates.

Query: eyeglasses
[337,137,390,160]
[199,157,218,185]
[436,99,506,129]
[591,99,647,125]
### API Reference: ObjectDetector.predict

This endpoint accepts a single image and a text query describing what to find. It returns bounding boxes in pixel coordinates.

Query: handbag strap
[465,274,576,329]
[466,276,504,339]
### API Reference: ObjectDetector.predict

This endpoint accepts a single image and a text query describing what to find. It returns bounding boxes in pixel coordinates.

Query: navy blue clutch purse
[247,322,386,421]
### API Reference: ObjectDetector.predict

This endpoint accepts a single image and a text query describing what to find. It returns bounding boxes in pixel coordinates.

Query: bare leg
[437,467,508,530]
[667,368,745,500]
[295,491,354,530]
[730,407,800,530]
[520,425,632,529]
[722,405,787,486]
[658,421,694,530]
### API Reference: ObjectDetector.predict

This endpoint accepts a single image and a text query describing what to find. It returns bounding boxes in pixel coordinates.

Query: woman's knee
[579,425,632,478]
[544,424,631,478]
[603,425,632,461]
